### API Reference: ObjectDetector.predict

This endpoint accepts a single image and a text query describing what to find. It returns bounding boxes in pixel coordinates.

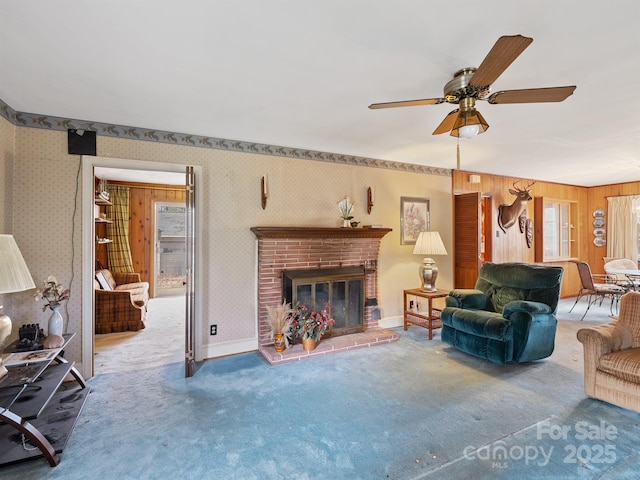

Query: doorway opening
[92,171,186,375]
[82,157,201,380]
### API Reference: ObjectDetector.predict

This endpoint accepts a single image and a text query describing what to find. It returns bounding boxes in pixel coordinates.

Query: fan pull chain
[456,138,461,170]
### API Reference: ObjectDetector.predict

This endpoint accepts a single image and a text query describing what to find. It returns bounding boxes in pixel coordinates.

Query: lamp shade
[412,231,447,256]
[0,234,36,294]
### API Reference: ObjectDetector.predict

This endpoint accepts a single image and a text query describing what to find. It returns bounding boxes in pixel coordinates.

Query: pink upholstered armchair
[577,291,640,413]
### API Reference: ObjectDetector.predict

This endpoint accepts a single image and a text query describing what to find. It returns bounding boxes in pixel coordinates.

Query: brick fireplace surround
[251,227,399,364]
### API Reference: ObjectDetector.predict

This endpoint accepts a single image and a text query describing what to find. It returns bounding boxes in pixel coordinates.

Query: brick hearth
[259,328,399,364]
[251,226,396,364]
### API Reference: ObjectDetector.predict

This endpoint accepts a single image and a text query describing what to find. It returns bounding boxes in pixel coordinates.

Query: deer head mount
[498,180,535,233]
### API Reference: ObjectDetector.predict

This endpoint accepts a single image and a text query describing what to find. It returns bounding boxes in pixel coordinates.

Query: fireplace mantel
[251,226,392,239]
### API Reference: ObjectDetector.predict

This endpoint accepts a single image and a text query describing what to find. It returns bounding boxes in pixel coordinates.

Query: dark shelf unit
[0,334,88,467]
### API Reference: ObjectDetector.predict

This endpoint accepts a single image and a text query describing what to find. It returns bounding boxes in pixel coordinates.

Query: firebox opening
[282,267,365,338]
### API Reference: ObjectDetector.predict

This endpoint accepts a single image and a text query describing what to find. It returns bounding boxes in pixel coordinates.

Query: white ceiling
[1,0,639,187]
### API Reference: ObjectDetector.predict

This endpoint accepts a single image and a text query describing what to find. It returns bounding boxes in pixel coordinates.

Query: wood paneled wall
[587,181,640,274]
[106,181,186,298]
[452,170,588,298]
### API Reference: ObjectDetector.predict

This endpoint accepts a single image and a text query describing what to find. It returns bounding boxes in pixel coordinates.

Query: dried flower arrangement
[266,300,294,346]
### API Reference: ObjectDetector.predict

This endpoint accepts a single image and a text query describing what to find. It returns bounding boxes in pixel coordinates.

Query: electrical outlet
[210,324,217,335]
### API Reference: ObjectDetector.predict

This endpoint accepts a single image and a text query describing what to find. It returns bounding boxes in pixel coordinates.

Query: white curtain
[607,195,639,261]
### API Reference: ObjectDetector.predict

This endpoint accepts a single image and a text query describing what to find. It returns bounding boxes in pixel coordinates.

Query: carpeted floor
[93,293,185,374]
[1,296,639,479]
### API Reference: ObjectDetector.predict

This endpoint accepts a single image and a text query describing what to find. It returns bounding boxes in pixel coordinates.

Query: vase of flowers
[288,302,335,351]
[338,196,354,228]
[266,300,294,352]
[34,276,70,336]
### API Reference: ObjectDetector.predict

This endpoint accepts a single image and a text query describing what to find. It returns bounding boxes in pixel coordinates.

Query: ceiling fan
[368,35,576,138]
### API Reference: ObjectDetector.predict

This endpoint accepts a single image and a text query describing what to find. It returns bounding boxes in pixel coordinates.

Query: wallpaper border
[0,97,450,177]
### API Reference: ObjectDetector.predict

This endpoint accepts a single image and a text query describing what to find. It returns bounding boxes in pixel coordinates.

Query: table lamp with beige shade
[412,231,448,292]
[0,234,36,378]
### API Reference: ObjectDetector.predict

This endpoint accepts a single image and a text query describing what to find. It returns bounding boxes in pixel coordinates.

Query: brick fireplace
[251,226,398,364]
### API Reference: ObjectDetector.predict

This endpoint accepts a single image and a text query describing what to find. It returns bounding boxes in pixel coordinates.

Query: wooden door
[454,192,483,288]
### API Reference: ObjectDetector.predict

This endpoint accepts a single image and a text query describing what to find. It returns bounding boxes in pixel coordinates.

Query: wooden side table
[403,288,449,340]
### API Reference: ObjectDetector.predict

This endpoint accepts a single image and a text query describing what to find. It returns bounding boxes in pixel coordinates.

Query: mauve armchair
[577,291,640,413]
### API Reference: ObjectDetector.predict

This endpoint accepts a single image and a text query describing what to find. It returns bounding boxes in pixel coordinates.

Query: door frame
[81,156,202,379]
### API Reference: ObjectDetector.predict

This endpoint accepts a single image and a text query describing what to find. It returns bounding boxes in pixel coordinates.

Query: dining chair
[569,261,626,320]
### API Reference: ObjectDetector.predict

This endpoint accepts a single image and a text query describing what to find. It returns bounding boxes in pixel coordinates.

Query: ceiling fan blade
[432,109,459,135]
[368,98,445,109]
[488,86,576,104]
[469,35,533,88]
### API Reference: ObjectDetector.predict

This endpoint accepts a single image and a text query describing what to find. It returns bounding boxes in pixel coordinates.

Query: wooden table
[403,288,449,340]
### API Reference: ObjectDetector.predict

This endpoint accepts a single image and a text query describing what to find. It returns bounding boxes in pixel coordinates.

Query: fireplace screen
[282,267,365,336]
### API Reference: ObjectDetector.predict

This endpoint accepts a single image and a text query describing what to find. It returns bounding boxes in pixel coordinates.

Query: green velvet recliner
[441,262,564,364]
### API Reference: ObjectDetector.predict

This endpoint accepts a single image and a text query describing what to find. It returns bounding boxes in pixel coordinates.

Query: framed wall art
[400,197,430,245]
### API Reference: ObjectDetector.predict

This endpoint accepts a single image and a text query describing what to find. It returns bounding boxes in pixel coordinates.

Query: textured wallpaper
[7,121,453,371]
[0,116,16,320]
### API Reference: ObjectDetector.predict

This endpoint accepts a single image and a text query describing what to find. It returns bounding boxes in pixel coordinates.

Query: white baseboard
[201,337,258,360]
[377,315,403,329]
[200,318,404,361]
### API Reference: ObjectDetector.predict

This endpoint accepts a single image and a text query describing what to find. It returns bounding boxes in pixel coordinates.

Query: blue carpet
[1,299,639,479]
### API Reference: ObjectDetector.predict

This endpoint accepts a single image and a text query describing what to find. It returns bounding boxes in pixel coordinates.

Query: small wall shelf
[94,197,112,206]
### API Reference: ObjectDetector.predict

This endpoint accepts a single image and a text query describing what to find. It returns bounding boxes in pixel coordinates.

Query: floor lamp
[0,234,36,378]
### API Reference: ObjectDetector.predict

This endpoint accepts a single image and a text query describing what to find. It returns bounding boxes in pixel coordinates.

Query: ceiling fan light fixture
[450,98,489,138]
